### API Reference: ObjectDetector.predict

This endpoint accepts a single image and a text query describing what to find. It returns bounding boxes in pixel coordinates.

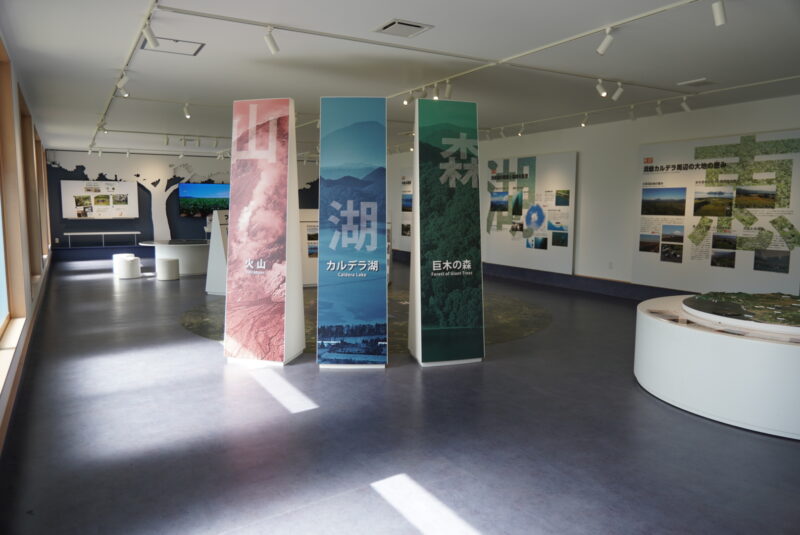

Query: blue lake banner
[317,97,388,366]
[410,99,485,364]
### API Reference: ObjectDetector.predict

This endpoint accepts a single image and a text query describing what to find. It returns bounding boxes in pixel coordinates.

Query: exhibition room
[0,0,798,533]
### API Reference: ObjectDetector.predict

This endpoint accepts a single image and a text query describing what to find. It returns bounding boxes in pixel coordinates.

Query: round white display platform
[140,240,209,276]
[634,295,800,440]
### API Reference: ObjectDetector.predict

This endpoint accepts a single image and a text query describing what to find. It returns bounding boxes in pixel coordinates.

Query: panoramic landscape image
[641,187,686,215]
[735,184,777,209]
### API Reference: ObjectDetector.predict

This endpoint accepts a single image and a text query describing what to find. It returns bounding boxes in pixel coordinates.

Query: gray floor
[1,260,798,535]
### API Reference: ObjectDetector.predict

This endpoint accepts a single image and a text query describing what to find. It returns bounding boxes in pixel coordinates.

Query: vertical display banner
[205,209,229,295]
[316,97,388,367]
[224,99,305,365]
[409,100,485,365]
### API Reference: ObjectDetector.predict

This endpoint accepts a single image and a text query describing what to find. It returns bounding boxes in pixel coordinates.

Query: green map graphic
[736,229,774,251]
[694,134,798,252]
[717,216,733,232]
[689,216,713,245]
[770,215,800,250]
[684,292,800,327]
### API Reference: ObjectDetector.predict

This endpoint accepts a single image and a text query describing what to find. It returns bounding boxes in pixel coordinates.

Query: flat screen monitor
[178,183,230,218]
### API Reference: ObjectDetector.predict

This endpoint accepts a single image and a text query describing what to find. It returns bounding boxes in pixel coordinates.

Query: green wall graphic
[417,100,484,362]
[696,135,799,248]
[485,156,536,237]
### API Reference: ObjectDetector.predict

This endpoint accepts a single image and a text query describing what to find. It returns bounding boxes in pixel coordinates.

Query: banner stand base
[419,358,482,368]
[283,350,304,366]
[319,363,385,370]
[226,357,284,369]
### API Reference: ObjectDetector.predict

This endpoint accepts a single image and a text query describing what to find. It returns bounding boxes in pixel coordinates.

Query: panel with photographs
[480,152,577,275]
[634,129,800,294]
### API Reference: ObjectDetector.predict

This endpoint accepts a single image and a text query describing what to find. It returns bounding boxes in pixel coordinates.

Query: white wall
[389,94,800,288]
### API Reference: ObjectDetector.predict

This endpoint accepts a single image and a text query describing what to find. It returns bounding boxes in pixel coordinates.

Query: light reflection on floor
[371,473,482,535]
[246,368,319,414]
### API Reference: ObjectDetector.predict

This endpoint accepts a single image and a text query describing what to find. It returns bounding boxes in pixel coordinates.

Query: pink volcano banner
[224,98,298,363]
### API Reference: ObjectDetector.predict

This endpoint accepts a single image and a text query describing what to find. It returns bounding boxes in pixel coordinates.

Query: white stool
[156,257,180,281]
[112,253,135,278]
[117,257,142,279]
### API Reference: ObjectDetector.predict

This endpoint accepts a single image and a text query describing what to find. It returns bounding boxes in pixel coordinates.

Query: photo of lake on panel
[490,191,509,212]
[315,235,388,364]
[694,186,734,216]
[402,193,413,212]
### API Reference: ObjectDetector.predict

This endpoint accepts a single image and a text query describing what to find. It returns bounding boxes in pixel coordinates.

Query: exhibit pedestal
[140,240,209,276]
[156,257,179,281]
[634,295,800,440]
[205,210,228,295]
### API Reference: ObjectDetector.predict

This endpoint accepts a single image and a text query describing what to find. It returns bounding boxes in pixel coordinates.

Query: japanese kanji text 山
[245,258,267,270]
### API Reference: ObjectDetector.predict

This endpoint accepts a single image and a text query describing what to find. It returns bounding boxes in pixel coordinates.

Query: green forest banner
[413,99,485,363]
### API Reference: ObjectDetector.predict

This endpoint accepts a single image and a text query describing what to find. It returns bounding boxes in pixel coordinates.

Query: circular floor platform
[634,295,800,440]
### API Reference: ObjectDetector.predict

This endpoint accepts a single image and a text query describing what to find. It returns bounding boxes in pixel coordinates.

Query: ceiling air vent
[676,77,715,87]
[375,19,434,38]
[140,37,205,56]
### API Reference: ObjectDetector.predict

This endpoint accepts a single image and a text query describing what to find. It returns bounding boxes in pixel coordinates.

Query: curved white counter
[140,240,210,276]
[634,295,800,440]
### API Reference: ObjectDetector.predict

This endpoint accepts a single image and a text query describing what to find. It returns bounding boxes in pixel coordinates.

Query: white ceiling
[1,0,799,158]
